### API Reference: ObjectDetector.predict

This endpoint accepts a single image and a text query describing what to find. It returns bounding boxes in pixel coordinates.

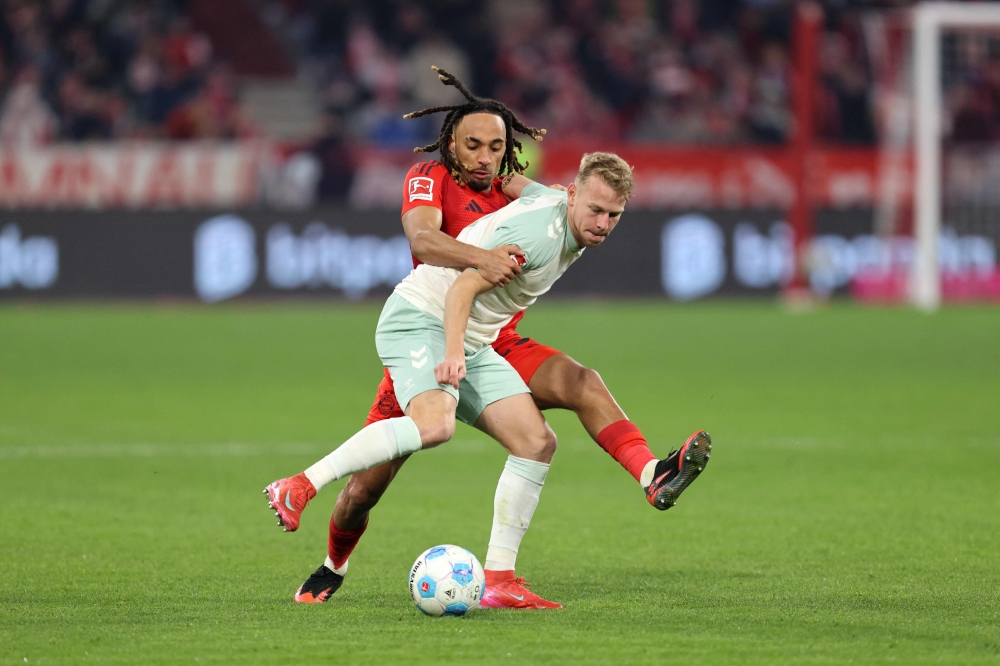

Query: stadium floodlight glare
[912,2,1000,311]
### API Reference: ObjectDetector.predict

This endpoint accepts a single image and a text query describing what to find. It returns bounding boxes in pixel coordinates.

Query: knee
[417,414,455,447]
[541,424,558,459]
[524,423,558,463]
[569,367,608,409]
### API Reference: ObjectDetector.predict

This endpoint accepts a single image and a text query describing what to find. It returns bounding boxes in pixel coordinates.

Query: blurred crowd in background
[0,0,997,150]
[944,31,1000,144]
[0,0,255,145]
[272,0,877,145]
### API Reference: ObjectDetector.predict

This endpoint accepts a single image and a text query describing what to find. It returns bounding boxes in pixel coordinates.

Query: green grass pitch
[1,301,998,665]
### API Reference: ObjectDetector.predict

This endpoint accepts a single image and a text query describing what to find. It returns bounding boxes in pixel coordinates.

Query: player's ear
[447,134,456,156]
[566,182,577,204]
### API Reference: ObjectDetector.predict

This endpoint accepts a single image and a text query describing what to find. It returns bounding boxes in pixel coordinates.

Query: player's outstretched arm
[500,175,534,200]
[435,268,495,389]
[402,206,524,286]
[501,175,567,200]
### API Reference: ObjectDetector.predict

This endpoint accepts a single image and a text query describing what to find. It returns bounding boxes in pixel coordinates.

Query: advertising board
[1,208,995,302]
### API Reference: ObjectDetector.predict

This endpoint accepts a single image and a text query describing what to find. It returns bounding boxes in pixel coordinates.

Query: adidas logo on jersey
[464,200,484,213]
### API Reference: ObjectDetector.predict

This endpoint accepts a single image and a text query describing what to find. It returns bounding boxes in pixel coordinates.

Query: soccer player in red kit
[267,68,711,607]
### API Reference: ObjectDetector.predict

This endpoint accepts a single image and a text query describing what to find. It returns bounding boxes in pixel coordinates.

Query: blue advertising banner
[1,208,994,301]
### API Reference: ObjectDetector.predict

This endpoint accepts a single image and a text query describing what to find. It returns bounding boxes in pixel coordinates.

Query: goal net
[863,3,1000,308]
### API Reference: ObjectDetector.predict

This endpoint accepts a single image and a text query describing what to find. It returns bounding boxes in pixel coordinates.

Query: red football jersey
[401,161,509,266]
[400,159,525,334]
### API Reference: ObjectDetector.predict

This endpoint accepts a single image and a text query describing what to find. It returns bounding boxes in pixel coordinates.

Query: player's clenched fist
[476,244,524,287]
[435,358,466,389]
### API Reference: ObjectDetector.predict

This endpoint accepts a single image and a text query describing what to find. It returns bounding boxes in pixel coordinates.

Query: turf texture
[0,301,998,665]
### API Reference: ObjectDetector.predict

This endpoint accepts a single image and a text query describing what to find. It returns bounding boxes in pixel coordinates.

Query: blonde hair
[575,152,635,201]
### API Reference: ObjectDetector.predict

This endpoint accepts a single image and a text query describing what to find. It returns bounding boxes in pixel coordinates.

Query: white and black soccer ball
[408,545,485,616]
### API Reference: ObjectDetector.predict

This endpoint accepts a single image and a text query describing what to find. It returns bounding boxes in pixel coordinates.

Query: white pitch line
[0,442,322,459]
[0,440,498,459]
[3,437,993,460]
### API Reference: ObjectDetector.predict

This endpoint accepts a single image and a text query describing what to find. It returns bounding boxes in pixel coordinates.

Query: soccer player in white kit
[265,153,711,608]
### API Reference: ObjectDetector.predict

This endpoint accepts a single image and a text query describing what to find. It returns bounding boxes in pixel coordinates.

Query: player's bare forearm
[427,234,494,271]
[501,174,534,200]
[443,269,491,359]
[501,175,567,200]
[436,269,494,388]
[402,206,522,286]
[403,207,481,270]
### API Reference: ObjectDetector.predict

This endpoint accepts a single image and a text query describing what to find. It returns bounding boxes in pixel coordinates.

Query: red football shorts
[363,335,563,426]
[364,367,404,426]
[490,332,562,385]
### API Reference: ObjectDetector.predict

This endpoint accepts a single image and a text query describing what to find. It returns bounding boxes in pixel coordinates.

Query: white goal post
[913,2,1000,310]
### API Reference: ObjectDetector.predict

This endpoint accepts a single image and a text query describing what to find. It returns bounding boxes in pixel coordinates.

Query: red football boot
[480,571,562,609]
[264,473,316,532]
[645,430,711,510]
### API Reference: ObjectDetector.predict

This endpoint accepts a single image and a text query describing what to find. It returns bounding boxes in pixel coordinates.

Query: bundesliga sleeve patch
[408,177,434,202]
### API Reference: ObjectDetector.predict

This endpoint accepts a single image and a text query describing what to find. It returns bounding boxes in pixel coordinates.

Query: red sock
[328,515,368,570]
[485,569,515,586]
[596,420,657,484]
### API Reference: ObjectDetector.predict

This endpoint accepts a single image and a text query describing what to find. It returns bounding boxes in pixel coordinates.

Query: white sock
[324,555,348,576]
[304,417,422,492]
[640,459,658,488]
[484,456,550,572]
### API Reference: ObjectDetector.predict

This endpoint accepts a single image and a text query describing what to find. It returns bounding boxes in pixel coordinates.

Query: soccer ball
[408,545,485,616]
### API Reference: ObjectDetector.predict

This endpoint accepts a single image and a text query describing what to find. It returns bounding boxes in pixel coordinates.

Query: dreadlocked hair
[403,66,546,186]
